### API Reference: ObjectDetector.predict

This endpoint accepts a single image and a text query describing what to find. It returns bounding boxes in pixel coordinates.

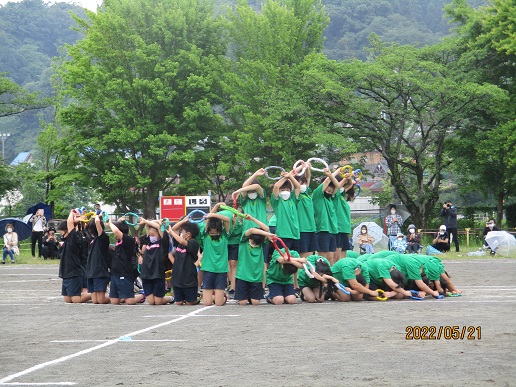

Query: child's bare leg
[214,289,226,306]
[334,290,351,302]
[284,295,297,304]
[271,296,284,305]
[302,287,316,303]
[202,289,214,306]
[229,261,237,291]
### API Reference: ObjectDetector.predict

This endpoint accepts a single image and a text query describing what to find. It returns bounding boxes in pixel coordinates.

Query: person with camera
[440,200,459,252]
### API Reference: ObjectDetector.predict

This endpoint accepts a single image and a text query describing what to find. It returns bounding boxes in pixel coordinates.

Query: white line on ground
[0,383,75,386]
[3,280,60,283]
[50,339,187,343]
[142,314,241,318]
[0,305,214,384]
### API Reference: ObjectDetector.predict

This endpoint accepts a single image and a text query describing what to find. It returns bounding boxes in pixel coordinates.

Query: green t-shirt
[372,250,398,259]
[360,258,395,285]
[312,184,338,234]
[357,253,374,262]
[240,191,268,233]
[266,249,300,285]
[334,193,351,233]
[297,254,330,288]
[200,228,229,273]
[346,250,360,259]
[227,217,243,245]
[236,236,264,283]
[297,189,316,232]
[270,193,300,239]
[268,215,277,227]
[386,253,425,280]
[331,258,360,286]
[420,255,445,281]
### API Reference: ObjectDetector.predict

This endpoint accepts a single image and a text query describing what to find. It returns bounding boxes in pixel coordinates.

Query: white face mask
[487,223,494,228]
[149,236,158,243]
[340,187,344,193]
[409,229,415,234]
[248,192,258,200]
[7,228,13,233]
[439,231,445,235]
[249,240,256,248]
[361,230,367,234]
[391,210,396,215]
[279,191,291,201]
[300,185,307,193]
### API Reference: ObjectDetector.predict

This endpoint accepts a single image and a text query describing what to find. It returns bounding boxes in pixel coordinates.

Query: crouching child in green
[235,214,274,305]
[266,249,306,305]
[166,218,201,305]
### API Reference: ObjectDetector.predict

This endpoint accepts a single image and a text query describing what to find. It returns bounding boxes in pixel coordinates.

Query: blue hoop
[188,209,206,223]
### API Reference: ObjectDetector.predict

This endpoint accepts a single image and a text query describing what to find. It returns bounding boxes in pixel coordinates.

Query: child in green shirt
[266,249,306,305]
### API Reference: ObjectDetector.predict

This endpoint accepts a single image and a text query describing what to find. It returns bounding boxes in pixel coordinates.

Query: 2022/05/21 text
[405,326,481,340]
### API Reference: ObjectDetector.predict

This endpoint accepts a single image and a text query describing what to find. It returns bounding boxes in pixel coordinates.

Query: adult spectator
[482,218,500,255]
[440,200,459,252]
[3,223,18,264]
[431,225,450,252]
[31,208,47,258]
[385,204,403,248]
[42,227,59,260]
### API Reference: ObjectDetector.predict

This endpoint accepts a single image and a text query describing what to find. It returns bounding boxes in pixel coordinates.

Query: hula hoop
[306,157,329,173]
[188,209,206,223]
[353,168,363,180]
[160,218,170,232]
[433,294,445,299]
[271,236,291,261]
[81,211,96,223]
[303,261,315,279]
[124,212,140,227]
[335,283,351,295]
[264,166,285,181]
[293,159,306,176]
[409,290,425,300]
[219,204,246,218]
[355,184,361,197]
[101,211,109,223]
[376,289,388,301]
[165,269,172,281]
[446,292,462,297]
[232,196,238,209]
[339,165,353,178]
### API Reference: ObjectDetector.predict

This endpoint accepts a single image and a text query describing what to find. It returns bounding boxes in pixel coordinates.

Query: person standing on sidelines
[31,209,47,258]
[441,200,459,252]
[385,204,403,249]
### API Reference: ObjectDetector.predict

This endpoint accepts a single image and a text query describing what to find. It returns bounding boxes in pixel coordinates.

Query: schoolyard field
[0,258,515,386]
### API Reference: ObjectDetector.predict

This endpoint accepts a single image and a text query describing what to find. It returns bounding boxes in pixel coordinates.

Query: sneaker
[228,289,235,299]
[11,261,15,264]
[1,261,4,264]
[169,296,175,304]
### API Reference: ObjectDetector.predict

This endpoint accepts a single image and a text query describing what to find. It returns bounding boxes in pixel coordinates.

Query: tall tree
[0,75,48,118]
[304,38,507,228]
[444,0,516,224]
[54,0,228,216]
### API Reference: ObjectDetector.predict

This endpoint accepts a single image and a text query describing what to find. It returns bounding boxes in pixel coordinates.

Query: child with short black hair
[167,218,201,305]
[108,219,144,305]
[138,217,173,305]
[199,211,231,306]
[235,214,274,305]
[271,170,301,251]
[85,215,111,304]
[294,163,318,258]
[57,209,91,303]
[266,249,306,305]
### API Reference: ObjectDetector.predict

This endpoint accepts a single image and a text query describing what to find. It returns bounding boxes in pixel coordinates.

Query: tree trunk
[497,190,504,227]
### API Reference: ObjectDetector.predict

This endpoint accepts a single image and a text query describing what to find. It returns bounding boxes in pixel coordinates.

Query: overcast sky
[0,0,100,12]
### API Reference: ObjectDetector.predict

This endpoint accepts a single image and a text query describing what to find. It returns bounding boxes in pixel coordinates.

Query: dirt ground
[0,258,515,386]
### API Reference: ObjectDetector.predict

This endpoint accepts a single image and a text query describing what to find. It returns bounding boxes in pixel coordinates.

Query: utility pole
[1,133,10,163]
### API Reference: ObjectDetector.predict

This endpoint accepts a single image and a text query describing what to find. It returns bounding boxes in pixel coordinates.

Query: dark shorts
[268,283,295,299]
[316,232,336,252]
[228,244,239,261]
[202,271,227,290]
[110,275,135,299]
[234,278,264,301]
[368,279,390,292]
[336,233,350,250]
[276,237,300,251]
[142,278,166,298]
[173,286,199,303]
[61,276,83,297]
[298,232,318,254]
[87,277,109,293]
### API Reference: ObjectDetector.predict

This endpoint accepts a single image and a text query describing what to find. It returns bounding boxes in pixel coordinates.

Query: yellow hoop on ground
[376,289,388,301]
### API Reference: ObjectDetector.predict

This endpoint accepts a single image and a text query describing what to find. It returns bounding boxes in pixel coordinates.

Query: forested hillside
[0,0,488,163]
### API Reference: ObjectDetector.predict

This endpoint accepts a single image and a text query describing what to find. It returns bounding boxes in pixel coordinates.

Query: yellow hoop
[376,289,388,301]
[339,165,353,178]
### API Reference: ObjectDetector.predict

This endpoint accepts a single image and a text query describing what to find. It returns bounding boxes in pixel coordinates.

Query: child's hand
[323,168,331,176]
[255,168,266,176]
[138,217,146,225]
[204,213,214,219]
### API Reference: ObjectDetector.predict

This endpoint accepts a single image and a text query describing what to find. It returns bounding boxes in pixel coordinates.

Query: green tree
[444,0,516,224]
[305,38,507,228]
[0,75,48,118]
[220,0,351,194]
[54,0,228,217]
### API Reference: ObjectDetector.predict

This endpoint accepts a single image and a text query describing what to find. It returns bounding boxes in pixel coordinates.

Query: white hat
[439,225,446,231]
